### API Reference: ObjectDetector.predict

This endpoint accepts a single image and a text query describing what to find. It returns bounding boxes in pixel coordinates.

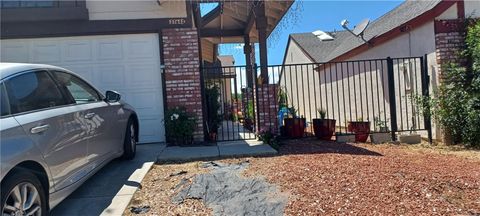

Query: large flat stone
[157,146,219,162]
[218,140,277,157]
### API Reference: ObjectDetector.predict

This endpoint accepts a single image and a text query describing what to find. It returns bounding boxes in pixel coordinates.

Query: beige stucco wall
[86,0,187,20]
[465,0,480,18]
[281,20,439,136]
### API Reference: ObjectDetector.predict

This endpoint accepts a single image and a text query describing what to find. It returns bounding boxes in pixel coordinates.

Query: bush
[164,107,196,145]
[205,84,222,134]
[431,20,480,147]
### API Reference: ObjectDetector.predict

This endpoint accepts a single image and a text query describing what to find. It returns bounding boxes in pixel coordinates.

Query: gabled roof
[289,0,444,63]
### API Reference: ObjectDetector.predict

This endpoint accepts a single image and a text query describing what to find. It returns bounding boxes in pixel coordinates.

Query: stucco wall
[86,0,187,20]
[465,0,480,18]
[281,20,437,136]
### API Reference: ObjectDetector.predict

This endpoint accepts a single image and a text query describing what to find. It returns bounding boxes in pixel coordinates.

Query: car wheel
[122,118,136,160]
[1,170,47,216]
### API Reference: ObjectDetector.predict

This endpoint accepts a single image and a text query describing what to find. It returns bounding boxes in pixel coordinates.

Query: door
[50,70,124,166]
[4,70,90,190]
[0,33,165,143]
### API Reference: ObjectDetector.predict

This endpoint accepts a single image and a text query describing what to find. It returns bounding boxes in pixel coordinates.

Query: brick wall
[257,84,279,134]
[162,28,204,141]
[434,19,467,75]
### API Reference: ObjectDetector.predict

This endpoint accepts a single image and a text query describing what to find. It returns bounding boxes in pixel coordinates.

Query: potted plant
[312,108,336,140]
[370,116,391,144]
[283,106,305,138]
[164,107,196,146]
[243,101,254,131]
[347,117,371,142]
[205,85,222,141]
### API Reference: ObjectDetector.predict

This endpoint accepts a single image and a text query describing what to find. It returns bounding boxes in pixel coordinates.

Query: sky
[204,1,404,66]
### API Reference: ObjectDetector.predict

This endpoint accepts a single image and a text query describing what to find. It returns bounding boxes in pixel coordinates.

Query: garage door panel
[138,118,163,143]
[1,41,29,62]
[32,41,61,63]
[126,38,156,59]
[97,64,126,91]
[127,64,161,87]
[1,34,165,143]
[62,40,93,62]
[97,39,123,60]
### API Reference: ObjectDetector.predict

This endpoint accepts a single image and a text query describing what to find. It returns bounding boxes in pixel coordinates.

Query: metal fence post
[421,54,433,143]
[386,57,398,141]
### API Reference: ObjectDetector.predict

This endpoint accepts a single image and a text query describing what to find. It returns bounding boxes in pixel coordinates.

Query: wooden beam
[201,5,221,27]
[244,2,256,34]
[200,28,244,37]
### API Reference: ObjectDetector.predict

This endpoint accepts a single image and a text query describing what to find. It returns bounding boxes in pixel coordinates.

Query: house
[281,0,479,140]
[0,0,293,143]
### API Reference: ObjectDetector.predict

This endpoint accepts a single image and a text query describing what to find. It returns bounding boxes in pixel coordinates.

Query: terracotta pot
[208,132,217,141]
[284,118,305,138]
[243,118,254,131]
[347,121,371,142]
[312,119,336,140]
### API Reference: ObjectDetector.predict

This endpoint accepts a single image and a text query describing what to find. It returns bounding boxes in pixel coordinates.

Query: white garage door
[1,34,165,143]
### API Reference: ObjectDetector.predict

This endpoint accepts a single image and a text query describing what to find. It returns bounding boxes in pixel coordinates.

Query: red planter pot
[347,121,371,142]
[312,119,336,140]
[284,118,305,138]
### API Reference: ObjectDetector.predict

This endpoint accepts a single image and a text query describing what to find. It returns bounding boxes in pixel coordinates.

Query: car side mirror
[105,90,121,103]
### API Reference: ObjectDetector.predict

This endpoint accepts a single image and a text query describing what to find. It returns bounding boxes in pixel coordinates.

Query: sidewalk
[157,140,277,162]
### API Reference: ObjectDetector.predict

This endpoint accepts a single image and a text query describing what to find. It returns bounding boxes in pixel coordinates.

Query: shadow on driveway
[51,143,165,216]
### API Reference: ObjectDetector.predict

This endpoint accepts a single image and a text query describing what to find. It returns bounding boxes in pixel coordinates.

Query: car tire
[122,118,137,160]
[1,169,48,216]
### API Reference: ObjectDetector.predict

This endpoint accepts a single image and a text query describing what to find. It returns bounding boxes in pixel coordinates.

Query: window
[51,71,101,104]
[5,70,69,114]
[1,1,55,8]
[0,83,10,117]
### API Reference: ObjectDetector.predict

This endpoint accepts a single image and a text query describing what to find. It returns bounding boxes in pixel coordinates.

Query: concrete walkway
[158,140,277,162]
[51,143,166,216]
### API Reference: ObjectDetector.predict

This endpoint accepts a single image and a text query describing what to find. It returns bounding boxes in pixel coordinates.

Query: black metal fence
[201,55,432,142]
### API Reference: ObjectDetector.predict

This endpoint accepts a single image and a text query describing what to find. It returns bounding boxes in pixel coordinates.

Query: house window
[1,1,56,8]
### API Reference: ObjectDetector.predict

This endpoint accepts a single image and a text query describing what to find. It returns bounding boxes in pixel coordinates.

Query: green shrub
[427,20,480,147]
[205,84,222,133]
[165,107,196,145]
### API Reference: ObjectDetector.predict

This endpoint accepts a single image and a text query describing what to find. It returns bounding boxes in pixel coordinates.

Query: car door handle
[30,124,50,134]
[84,112,95,119]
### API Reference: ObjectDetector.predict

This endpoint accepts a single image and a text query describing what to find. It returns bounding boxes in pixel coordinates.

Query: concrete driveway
[51,143,165,216]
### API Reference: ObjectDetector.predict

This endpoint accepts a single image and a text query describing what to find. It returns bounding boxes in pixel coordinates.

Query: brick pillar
[257,84,279,134]
[434,19,467,74]
[162,28,204,141]
[434,19,466,144]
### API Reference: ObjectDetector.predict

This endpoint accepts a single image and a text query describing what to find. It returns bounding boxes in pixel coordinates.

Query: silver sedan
[0,63,139,215]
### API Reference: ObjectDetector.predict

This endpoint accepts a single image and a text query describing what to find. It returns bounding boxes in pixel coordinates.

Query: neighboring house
[0,0,292,142]
[281,0,479,139]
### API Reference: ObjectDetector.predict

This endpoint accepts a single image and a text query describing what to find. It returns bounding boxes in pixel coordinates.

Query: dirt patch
[244,139,480,215]
[126,139,480,215]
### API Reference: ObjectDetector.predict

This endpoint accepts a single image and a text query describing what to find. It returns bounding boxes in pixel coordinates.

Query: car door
[4,69,90,190]
[50,70,123,167]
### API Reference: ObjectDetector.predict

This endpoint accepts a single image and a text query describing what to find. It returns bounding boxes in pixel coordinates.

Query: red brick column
[434,19,466,144]
[162,28,204,140]
[257,84,279,134]
[434,19,467,74]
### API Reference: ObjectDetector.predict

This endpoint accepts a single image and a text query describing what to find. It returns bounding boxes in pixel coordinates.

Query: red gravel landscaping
[244,139,480,215]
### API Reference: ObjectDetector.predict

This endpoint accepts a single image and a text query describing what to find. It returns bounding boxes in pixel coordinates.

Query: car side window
[0,83,10,117]
[51,71,101,104]
[5,70,69,114]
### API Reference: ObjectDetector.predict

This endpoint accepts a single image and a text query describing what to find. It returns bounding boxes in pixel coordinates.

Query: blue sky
[204,1,403,66]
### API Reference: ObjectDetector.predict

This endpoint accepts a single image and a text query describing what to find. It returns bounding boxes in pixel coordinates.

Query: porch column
[256,2,268,84]
[244,35,254,88]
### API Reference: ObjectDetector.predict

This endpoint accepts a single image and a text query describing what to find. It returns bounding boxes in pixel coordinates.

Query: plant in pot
[283,106,306,138]
[243,101,254,131]
[312,108,336,140]
[370,116,391,144]
[347,117,371,142]
[205,85,222,141]
[164,107,196,146]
